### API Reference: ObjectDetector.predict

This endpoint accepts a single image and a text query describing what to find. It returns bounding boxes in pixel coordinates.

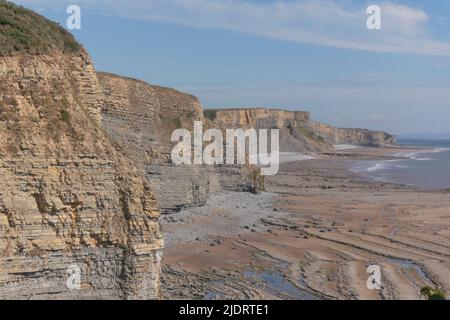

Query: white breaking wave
[432,147,450,153]
[395,147,450,161]
[394,149,437,161]
[411,157,433,161]
[363,160,409,173]
[367,163,387,172]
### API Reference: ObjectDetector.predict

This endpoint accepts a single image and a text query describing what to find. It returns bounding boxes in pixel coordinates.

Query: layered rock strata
[206,108,396,150]
[98,73,252,214]
[0,38,163,300]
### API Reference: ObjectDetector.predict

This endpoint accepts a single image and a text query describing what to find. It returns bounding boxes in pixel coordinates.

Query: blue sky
[12,0,450,134]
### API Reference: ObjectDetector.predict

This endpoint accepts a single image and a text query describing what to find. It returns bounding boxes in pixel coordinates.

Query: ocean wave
[367,163,387,172]
[432,147,450,153]
[394,149,440,161]
[363,160,410,173]
[349,144,450,190]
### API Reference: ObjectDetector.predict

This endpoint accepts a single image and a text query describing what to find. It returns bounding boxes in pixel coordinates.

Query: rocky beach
[161,146,450,300]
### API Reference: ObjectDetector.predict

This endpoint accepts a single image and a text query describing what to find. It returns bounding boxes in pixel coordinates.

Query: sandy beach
[161,146,450,300]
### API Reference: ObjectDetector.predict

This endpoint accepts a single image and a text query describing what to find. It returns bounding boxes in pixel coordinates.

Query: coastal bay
[161,146,450,300]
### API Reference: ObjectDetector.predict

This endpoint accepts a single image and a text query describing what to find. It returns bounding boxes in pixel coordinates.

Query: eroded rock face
[98,73,252,214]
[308,121,396,146]
[207,108,396,150]
[0,52,163,299]
[206,109,332,153]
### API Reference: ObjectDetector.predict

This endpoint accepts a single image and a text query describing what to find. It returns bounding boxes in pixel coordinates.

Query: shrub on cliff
[421,287,446,300]
[0,0,82,56]
[59,110,70,122]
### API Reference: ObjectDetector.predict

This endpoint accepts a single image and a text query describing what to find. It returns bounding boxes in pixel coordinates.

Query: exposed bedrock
[0,1,163,299]
[308,121,397,147]
[206,108,396,150]
[0,53,163,300]
[98,80,396,214]
[97,73,252,214]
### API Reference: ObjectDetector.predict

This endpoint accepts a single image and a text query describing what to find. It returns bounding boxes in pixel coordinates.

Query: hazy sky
[12,0,450,134]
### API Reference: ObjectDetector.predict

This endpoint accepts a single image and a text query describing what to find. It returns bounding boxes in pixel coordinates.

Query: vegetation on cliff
[204,109,218,121]
[0,0,81,56]
[421,287,446,300]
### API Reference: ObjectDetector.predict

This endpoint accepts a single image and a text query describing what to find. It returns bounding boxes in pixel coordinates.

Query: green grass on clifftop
[0,0,82,56]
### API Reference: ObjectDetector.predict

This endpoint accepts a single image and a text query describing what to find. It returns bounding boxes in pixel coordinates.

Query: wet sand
[161,147,450,300]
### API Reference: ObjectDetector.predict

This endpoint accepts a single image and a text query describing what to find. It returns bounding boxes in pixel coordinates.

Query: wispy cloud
[13,0,450,56]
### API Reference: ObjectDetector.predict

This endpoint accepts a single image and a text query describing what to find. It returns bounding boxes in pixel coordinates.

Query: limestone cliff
[97,73,252,214]
[0,1,162,299]
[206,108,396,150]
[308,120,396,146]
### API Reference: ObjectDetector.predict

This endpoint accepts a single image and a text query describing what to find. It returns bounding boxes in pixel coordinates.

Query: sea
[348,139,450,191]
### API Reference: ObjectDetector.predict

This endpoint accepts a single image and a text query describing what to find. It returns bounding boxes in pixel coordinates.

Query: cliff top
[97,71,200,101]
[205,107,309,113]
[204,107,310,121]
[0,0,82,56]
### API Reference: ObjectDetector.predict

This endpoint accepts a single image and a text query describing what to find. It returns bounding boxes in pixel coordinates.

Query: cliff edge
[206,108,396,150]
[0,1,163,299]
[97,72,253,214]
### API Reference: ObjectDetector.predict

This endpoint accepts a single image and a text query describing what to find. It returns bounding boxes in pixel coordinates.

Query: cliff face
[0,2,163,299]
[308,121,396,146]
[207,108,396,150]
[98,73,252,214]
[0,52,163,300]
[207,109,332,153]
